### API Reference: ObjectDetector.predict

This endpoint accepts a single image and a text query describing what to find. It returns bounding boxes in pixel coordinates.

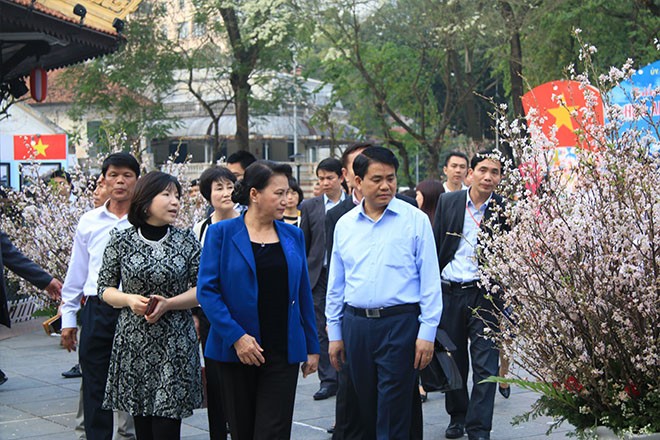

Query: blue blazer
[197,216,320,364]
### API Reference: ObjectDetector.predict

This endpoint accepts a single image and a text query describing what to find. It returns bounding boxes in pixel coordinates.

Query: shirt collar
[466,188,493,213]
[323,192,345,206]
[357,195,403,220]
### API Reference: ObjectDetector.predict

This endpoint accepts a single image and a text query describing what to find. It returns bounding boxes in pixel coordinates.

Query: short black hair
[198,166,236,203]
[353,146,399,179]
[226,150,257,171]
[288,177,304,203]
[49,169,71,185]
[470,149,504,170]
[101,152,140,178]
[340,142,374,168]
[128,171,181,227]
[444,151,469,167]
[316,157,343,178]
[232,160,292,206]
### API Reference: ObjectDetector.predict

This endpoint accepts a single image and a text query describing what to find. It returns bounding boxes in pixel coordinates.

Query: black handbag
[419,328,462,392]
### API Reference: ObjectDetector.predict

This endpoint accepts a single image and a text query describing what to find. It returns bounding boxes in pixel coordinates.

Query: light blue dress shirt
[325,197,443,342]
[441,191,492,283]
[323,192,346,213]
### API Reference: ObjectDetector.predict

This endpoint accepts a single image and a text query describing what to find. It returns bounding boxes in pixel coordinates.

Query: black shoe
[0,370,7,386]
[420,391,428,403]
[313,386,337,400]
[498,384,510,399]
[468,437,490,440]
[445,423,465,439]
[62,364,82,379]
[327,425,335,434]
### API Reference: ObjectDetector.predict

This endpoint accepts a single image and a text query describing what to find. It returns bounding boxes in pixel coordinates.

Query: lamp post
[289,152,305,183]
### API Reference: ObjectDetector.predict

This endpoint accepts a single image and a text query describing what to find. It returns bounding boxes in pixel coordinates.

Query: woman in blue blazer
[197,160,320,440]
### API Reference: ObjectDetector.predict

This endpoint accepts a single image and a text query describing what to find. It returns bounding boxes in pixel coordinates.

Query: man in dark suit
[300,157,345,400]
[325,143,422,439]
[0,228,62,383]
[432,150,507,440]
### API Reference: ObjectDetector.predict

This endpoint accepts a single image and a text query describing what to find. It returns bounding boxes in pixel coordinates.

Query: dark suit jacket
[1,229,53,328]
[325,193,418,266]
[300,195,327,289]
[432,190,506,273]
[197,216,320,364]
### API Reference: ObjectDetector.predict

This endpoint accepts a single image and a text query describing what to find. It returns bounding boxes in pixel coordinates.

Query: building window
[192,21,206,37]
[178,22,189,40]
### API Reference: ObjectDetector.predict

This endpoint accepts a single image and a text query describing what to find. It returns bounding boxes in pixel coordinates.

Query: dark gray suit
[432,190,506,440]
[300,195,337,390]
[1,229,53,328]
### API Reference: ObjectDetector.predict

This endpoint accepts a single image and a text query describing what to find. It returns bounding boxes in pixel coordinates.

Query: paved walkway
[0,321,572,439]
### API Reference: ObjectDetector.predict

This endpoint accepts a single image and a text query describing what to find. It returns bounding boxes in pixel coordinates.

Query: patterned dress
[97,226,203,419]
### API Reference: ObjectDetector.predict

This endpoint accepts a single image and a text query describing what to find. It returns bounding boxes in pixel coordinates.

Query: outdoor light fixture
[112,18,125,34]
[8,78,28,99]
[73,4,87,25]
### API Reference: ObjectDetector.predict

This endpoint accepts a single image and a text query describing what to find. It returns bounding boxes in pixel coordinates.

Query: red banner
[522,80,604,150]
[14,134,67,160]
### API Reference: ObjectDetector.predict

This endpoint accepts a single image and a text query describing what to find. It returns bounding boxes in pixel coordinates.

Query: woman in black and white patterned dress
[97,171,202,440]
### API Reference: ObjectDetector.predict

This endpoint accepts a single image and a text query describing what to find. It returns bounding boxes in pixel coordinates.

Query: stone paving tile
[0,328,577,439]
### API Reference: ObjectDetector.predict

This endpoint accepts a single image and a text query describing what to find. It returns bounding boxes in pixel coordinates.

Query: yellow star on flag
[547,96,579,131]
[32,138,49,156]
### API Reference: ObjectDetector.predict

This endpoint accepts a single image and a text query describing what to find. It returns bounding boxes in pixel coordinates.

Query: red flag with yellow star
[13,134,67,160]
[522,80,603,150]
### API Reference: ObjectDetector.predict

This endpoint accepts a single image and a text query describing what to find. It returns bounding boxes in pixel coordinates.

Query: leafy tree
[300,0,503,183]
[195,0,301,151]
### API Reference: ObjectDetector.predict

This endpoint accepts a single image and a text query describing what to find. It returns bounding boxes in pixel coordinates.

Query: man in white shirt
[60,153,140,440]
[443,151,469,192]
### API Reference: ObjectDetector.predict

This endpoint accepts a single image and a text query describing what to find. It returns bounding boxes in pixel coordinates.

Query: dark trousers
[133,415,181,440]
[197,310,227,439]
[440,286,499,439]
[79,296,120,440]
[219,353,299,440]
[333,364,423,440]
[313,267,337,390]
[342,307,419,440]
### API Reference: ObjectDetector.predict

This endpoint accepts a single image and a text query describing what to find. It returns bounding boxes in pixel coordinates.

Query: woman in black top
[197,161,320,440]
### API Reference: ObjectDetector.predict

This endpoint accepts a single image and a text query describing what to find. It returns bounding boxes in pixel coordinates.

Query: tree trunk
[499,1,522,163]
[231,72,251,151]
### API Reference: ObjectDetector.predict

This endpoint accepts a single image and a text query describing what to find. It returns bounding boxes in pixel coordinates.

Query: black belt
[345,303,420,319]
[441,279,480,290]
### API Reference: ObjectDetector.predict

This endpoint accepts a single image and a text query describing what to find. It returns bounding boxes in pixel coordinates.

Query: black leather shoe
[498,384,511,399]
[327,425,335,434]
[0,369,7,386]
[445,423,465,439]
[313,386,337,400]
[62,364,82,379]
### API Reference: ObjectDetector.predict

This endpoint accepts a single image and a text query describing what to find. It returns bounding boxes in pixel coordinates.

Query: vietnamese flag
[14,134,67,160]
[522,80,604,150]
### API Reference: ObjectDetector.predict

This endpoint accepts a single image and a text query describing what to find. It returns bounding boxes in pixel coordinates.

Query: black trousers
[333,363,423,440]
[197,310,227,439]
[440,285,499,439]
[342,307,420,440]
[219,353,299,440]
[79,296,120,440]
[133,415,181,440]
[313,267,337,390]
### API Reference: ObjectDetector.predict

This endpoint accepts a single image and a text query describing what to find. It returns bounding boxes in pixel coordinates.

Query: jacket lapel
[231,220,256,276]
[274,221,298,301]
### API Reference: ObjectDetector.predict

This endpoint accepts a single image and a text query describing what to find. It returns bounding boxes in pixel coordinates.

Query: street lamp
[289,152,305,183]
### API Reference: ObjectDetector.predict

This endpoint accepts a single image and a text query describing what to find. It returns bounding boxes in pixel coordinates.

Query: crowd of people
[0,144,510,440]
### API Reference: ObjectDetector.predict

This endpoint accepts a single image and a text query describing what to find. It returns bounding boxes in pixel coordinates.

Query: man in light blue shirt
[326,146,442,440]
